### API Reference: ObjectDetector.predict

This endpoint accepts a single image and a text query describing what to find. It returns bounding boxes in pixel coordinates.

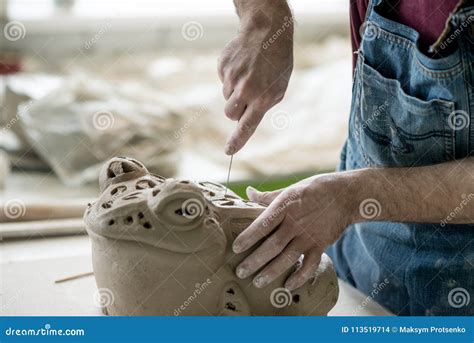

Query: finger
[252,239,303,288]
[284,248,321,291]
[223,83,233,100]
[232,194,287,253]
[222,67,245,101]
[224,105,264,155]
[224,91,247,121]
[246,186,282,205]
[235,218,295,279]
[217,56,226,83]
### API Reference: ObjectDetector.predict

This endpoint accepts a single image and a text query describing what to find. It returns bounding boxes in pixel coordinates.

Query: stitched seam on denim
[444,102,456,159]
[354,85,372,167]
[413,57,463,79]
[362,75,455,114]
[369,23,464,78]
[470,85,474,155]
[456,37,473,156]
[353,55,372,167]
[467,60,474,155]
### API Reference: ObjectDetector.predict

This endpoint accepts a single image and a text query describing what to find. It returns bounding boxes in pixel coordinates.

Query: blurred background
[0,1,395,318]
[1,0,352,228]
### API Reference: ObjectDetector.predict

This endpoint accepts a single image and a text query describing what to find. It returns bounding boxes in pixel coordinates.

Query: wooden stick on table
[0,198,91,223]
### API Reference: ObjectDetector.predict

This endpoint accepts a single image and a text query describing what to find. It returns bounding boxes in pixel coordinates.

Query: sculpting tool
[55,271,94,284]
[224,154,233,197]
[224,118,238,197]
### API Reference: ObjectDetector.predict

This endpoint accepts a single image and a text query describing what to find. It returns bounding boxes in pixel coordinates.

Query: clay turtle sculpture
[85,157,339,316]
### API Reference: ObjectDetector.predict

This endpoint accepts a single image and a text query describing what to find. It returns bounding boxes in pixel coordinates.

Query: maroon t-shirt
[350,0,460,67]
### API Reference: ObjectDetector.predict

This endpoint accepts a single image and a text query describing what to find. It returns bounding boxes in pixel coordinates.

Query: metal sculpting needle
[224,154,233,197]
[225,116,239,197]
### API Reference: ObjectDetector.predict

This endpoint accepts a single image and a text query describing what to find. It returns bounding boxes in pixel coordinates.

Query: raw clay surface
[84,157,339,316]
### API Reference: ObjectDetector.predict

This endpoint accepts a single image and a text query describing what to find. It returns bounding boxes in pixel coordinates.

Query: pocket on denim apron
[355,59,456,167]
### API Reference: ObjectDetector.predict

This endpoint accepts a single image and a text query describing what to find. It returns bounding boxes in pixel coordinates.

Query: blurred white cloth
[144,38,352,180]
[18,75,182,185]
[5,37,352,184]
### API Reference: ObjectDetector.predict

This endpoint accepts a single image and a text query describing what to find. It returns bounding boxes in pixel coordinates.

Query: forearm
[342,159,474,225]
[233,0,293,32]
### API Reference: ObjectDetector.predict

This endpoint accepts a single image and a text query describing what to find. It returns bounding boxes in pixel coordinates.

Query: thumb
[246,186,282,205]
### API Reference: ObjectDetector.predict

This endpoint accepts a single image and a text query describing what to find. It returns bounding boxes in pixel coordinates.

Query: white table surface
[1,234,392,316]
[1,171,392,316]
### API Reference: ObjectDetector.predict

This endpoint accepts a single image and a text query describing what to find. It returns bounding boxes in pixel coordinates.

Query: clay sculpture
[84,157,339,316]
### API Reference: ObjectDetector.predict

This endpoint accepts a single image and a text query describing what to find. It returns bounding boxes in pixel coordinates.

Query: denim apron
[327,0,474,315]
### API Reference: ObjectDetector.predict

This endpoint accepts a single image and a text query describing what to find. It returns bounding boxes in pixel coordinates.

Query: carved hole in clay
[199,182,224,189]
[224,194,238,199]
[111,185,127,195]
[138,212,144,219]
[125,216,133,225]
[121,161,135,173]
[179,180,190,184]
[226,288,235,295]
[293,294,300,303]
[219,200,234,206]
[174,208,184,216]
[152,189,161,196]
[205,218,217,226]
[136,179,156,190]
[150,174,165,182]
[143,222,152,229]
[108,219,115,225]
[101,201,112,209]
[124,196,139,200]
[107,168,116,178]
[123,192,141,200]
[225,302,236,311]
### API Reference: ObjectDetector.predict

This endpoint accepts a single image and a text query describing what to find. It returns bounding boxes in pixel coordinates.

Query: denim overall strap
[327,0,474,315]
[449,6,474,155]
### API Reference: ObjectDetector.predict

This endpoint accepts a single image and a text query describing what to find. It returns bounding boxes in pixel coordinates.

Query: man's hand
[232,158,474,291]
[218,0,294,155]
[232,174,354,291]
